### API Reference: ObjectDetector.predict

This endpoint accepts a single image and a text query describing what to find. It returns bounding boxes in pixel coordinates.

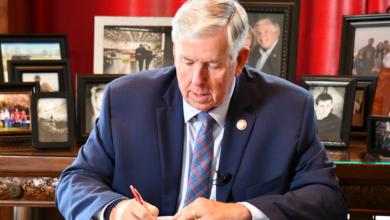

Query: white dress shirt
[255,38,279,71]
[94,78,269,220]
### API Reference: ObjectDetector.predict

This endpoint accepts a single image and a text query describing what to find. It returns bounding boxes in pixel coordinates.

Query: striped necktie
[184,112,216,207]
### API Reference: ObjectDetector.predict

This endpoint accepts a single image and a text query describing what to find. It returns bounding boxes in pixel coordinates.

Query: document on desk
[157,217,173,220]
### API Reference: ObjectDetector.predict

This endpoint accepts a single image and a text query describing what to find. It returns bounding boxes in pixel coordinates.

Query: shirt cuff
[238,202,270,220]
[92,197,127,220]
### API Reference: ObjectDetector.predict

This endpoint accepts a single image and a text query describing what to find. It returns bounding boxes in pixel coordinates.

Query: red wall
[8,0,390,86]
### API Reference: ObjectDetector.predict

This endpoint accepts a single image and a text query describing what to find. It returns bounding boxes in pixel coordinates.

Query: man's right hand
[109,199,159,220]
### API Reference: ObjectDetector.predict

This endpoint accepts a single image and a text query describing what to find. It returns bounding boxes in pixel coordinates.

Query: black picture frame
[0,82,40,142]
[6,60,73,93]
[31,92,74,148]
[367,115,390,157]
[0,34,69,82]
[241,0,300,83]
[338,14,390,76]
[76,74,125,142]
[300,75,356,148]
[351,76,378,138]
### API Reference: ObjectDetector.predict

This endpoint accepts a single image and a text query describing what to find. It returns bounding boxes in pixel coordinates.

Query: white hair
[171,0,249,60]
[254,17,280,34]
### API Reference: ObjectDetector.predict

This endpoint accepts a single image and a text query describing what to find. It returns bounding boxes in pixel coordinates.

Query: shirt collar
[259,38,279,55]
[183,77,236,128]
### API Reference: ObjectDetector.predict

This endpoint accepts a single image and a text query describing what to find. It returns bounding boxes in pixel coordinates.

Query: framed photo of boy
[241,0,300,83]
[300,75,356,148]
[76,74,125,142]
[0,34,69,82]
[367,115,390,157]
[6,60,73,93]
[338,14,390,76]
[0,82,40,141]
[31,92,74,149]
[93,16,174,75]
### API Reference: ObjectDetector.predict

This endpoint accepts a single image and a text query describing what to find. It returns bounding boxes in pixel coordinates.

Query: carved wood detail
[340,184,390,210]
[0,177,58,201]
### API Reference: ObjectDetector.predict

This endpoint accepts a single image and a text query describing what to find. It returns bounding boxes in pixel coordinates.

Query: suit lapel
[156,75,184,215]
[217,69,256,202]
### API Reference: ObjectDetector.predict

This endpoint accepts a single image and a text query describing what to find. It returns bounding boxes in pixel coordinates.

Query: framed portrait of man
[367,115,390,157]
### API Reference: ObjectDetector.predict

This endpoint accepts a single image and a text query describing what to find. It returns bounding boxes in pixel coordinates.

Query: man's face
[369,39,374,46]
[173,30,248,112]
[316,100,332,119]
[256,21,279,51]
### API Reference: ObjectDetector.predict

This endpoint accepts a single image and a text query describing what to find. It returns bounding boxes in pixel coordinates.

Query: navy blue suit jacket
[56,66,348,220]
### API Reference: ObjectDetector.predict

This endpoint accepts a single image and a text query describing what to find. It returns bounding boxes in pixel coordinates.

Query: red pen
[130,185,145,208]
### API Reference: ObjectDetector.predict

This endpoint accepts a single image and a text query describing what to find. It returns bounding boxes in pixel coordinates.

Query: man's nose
[191,65,207,86]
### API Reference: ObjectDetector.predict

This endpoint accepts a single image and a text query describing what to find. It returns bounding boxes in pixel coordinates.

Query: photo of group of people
[102,26,173,74]
[37,98,68,142]
[374,120,390,150]
[246,13,284,77]
[22,73,59,92]
[0,93,30,132]
[309,86,345,138]
[0,42,62,81]
[352,26,390,76]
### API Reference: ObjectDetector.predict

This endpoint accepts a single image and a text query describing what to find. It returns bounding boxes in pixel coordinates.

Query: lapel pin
[236,119,247,130]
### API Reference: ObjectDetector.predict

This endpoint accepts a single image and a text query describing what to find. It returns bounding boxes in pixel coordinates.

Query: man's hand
[110,199,159,220]
[172,198,252,220]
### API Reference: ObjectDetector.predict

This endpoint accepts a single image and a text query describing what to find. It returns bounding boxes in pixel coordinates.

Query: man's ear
[234,47,250,77]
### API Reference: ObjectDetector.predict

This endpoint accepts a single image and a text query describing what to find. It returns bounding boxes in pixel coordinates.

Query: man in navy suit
[55,0,348,219]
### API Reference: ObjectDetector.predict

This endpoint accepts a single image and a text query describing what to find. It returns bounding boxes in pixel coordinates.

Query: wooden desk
[0,140,389,220]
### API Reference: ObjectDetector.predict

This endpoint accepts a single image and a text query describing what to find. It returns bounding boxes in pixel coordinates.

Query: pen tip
[130,185,134,189]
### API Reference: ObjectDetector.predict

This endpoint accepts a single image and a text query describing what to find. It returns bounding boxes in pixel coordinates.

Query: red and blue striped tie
[184,112,216,207]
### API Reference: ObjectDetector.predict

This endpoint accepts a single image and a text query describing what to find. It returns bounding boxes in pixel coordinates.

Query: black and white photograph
[22,73,59,92]
[374,120,390,150]
[37,98,68,143]
[246,13,284,77]
[352,27,390,76]
[0,92,31,134]
[367,116,390,157]
[85,83,106,133]
[309,86,345,138]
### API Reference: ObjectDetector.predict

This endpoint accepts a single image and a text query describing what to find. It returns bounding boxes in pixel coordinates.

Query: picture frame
[372,67,390,116]
[6,59,73,93]
[0,82,40,141]
[338,14,390,76]
[300,75,356,148]
[0,34,70,82]
[31,92,74,148]
[367,115,390,157]
[93,16,174,75]
[76,74,125,142]
[351,76,378,138]
[241,0,300,82]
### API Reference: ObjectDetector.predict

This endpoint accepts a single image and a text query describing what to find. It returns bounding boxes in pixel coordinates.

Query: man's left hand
[172,198,252,220]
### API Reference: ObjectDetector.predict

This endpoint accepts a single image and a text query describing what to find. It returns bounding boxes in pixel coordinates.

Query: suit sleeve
[55,84,124,220]
[247,93,349,220]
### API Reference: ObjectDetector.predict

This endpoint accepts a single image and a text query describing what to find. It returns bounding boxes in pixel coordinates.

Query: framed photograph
[0,34,69,82]
[76,74,125,142]
[93,16,174,75]
[6,60,73,93]
[31,92,74,148]
[372,68,390,116]
[351,76,378,137]
[0,82,40,141]
[367,115,390,157]
[300,75,356,148]
[339,14,390,76]
[241,0,300,82]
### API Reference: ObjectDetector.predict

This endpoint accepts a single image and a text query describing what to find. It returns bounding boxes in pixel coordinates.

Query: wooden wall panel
[0,0,8,34]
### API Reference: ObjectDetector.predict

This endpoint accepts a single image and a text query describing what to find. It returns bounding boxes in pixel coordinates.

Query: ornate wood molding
[341,184,390,210]
[0,177,58,201]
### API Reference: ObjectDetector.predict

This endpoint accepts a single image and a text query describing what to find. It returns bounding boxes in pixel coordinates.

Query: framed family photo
[0,82,40,141]
[300,75,356,148]
[76,74,125,142]
[241,0,300,82]
[31,92,74,148]
[339,14,390,76]
[93,16,174,75]
[6,60,73,93]
[367,115,390,157]
[0,34,69,82]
